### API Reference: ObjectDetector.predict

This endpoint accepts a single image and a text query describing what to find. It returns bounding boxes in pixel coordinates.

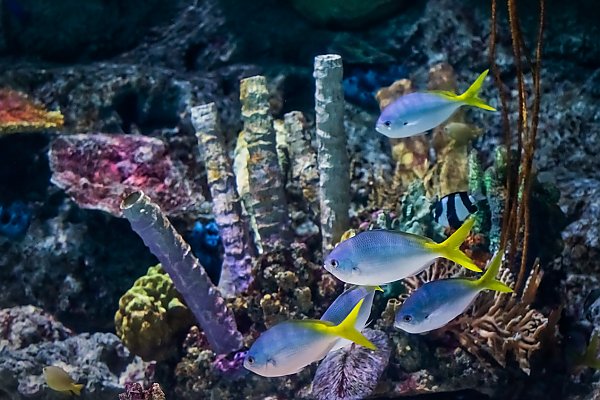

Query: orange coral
[0,89,63,134]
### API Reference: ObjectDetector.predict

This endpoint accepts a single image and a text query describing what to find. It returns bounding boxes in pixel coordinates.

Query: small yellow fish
[43,366,84,396]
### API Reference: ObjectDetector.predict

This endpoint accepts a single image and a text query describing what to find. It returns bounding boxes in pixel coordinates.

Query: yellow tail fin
[423,217,482,272]
[70,383,84,396]
[457,70,496,111]
[474,249,513,293]
[428,70,496,111]
[329,299,376,350]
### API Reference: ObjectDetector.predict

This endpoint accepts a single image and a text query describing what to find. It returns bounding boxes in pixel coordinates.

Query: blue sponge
[187,221,223,285]
[0,201,32,239]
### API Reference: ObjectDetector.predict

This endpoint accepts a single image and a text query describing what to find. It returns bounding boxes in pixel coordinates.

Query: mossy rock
[289,0,407,29]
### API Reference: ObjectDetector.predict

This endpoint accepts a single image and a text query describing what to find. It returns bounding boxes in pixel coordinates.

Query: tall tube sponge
[121,192,243,355]
[314,54,350,253]
[239,76,291,252]
[191,103,254,297]
[284,111,320,214]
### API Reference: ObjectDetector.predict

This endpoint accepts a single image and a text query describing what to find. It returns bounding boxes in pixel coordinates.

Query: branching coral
[489,0,546,294]
[121,192,243,355]
[119,382,166,400]
[0,88,63,134]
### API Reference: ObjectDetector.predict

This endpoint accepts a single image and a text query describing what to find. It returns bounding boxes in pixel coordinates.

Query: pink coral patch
[49,134,205,217]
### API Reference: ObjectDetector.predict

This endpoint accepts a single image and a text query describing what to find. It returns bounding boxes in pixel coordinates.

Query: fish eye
[403,315,413,322]
[330,259,339,268]
[383,120,392,128]
[247,356,255,365]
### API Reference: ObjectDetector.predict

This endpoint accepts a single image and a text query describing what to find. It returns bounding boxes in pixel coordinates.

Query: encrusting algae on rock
[0,88,63,134]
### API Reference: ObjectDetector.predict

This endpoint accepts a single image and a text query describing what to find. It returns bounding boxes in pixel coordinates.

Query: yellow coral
[115,265,194,361]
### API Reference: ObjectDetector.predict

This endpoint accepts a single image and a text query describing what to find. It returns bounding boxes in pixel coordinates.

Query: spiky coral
[0,89,63,134]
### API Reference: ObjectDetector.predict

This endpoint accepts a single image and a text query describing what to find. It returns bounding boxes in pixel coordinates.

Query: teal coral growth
[115,264,194,362]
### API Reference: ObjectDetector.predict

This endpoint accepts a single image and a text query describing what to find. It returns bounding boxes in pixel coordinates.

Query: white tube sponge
[313,54,350,253]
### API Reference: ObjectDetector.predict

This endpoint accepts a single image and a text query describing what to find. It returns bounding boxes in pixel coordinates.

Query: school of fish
[243,69,514,378]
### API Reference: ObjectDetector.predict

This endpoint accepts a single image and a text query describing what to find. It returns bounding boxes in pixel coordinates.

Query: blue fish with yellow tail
[376,70,496,138]
[321,285,382,352]
[394,249,513,334]
[244,299,376,377]
[324,217,481,286]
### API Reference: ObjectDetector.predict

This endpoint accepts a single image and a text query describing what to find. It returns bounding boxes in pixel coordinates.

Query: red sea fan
[311,329,391,400]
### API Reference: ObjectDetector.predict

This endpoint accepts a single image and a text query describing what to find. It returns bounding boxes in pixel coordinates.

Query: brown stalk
[515,0,545,294]
[506,0,528,269]
[490,0,516,252]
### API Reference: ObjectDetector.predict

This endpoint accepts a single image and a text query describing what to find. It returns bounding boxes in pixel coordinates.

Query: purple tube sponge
[311,329,391,400]
[120,191,243,355]
[191,103,254,296]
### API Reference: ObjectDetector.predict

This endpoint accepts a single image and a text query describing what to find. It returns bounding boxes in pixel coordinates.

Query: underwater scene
[0,0,598,399]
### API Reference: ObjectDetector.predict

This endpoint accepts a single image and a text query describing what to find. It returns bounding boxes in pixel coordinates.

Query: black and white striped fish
[432,192,479,229]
